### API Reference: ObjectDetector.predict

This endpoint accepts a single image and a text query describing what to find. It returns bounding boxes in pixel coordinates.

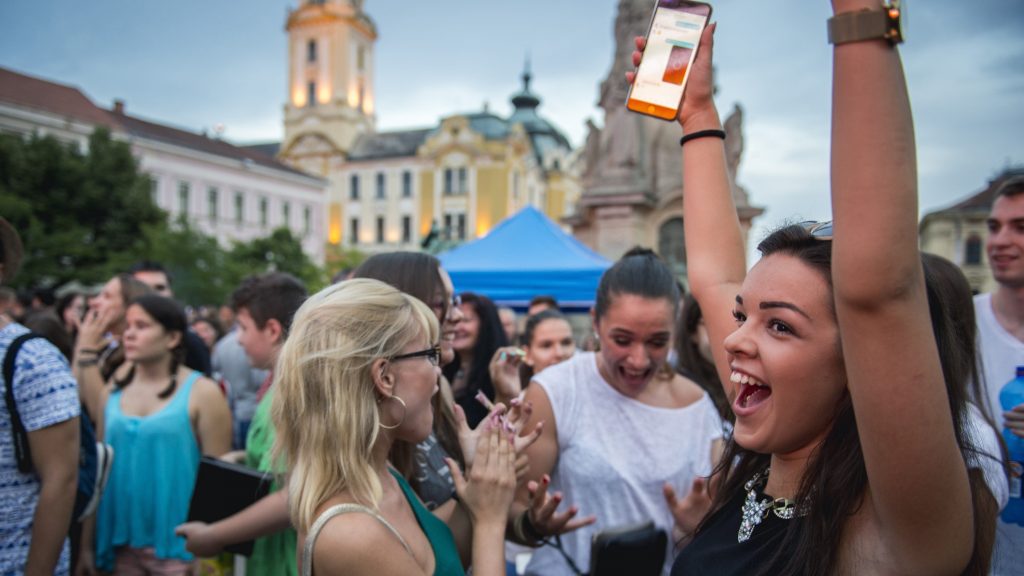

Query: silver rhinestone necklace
[737,468,809,543]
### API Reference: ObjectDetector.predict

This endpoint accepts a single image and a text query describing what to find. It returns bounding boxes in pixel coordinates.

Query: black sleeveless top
[671,485,804,575]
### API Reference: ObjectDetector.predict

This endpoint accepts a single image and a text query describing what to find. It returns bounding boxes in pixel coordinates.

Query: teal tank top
[96,371,202,571]
[391,469,465,576]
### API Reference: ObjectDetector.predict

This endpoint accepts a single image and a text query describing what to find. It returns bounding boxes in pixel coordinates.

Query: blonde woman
[272,279,516,576]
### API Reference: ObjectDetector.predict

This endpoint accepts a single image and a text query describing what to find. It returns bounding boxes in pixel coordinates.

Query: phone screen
[626,1,711,121]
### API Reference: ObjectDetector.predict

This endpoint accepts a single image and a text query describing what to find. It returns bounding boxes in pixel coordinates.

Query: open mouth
[619,365,653,386]
[731,371,772,412]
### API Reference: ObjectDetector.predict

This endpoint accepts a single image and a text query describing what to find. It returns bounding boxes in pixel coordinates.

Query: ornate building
[919,167,1023,293]
[569,0,762,271]
[266,0,579,253]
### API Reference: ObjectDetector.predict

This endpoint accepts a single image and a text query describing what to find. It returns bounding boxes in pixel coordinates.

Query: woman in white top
[518,247,724,575]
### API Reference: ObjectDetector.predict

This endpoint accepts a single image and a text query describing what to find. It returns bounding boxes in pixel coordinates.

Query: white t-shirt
[973,292,1024,576]
[525,352,723,576]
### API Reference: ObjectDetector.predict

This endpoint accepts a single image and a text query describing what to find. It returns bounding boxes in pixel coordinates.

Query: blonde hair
[270,278,439,531]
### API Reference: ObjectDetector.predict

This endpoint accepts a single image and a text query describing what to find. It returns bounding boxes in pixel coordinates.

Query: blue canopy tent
[439,206,612,310]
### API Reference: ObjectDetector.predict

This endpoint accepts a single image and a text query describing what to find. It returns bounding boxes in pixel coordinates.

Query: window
[149,177,159,204]
[349,217,360,245]
[457,213,466,240]
[304,206,312,236]
[178,182,190,215]
[402,216,412,244]
[376,172,386,199]
[402,171,412,198]
[207,187,218,221]
[307,39,317,63]
[307,81,316,108]
[349,174,360,200]
[443,214,453,240]
[259,197,268,227]
[658,217,687,273]
[458,168,467,194]
[234,192,244,224]
[965,234,983,265]
[444,169,453,196]
[283,201,291,226]
[376,216,385,244]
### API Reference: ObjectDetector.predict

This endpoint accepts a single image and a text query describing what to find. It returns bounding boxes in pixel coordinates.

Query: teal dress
[391,469,465,576]
[96,372,202,571]
[301,468,465,576]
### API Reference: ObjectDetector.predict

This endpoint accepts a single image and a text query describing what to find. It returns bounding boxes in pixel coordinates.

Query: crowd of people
[1,2,1022,575]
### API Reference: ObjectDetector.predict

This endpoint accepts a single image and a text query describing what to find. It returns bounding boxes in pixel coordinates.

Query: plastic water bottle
[1001,366,1024,525]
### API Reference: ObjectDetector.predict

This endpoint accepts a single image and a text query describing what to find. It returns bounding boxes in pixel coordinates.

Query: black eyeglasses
[799,220,833,241]
[390,345,442,366]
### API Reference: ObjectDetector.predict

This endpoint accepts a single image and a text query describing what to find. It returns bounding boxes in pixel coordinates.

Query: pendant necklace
[737,468,809,543]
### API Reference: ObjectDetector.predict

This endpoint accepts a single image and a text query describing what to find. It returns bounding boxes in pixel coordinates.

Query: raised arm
[828,0,972,570]
[628,24,746,397]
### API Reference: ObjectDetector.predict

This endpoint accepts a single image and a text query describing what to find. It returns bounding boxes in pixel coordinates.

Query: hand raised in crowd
[626,23,718,128]
[489,346,526,405]
[447,425,517,526]
[663,476,713,539]
[76,306,117,353]
[175,521,223,558]
[524,474,597,540]
[455,398,542,472]
[1006,403,1024,438]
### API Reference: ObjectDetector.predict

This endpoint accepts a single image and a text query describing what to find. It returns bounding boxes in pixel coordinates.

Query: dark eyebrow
[760,301,811,320]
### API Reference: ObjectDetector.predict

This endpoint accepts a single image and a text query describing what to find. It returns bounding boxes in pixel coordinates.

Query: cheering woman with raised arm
[627,1,990,574]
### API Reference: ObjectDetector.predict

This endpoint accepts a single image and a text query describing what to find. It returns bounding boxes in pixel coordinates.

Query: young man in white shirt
[975,175,1024,575]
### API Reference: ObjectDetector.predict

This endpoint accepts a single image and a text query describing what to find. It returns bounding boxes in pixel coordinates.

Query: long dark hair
[442,292,508,427]
[113,294,187,399]
[675,293,731,423]
[696,226,986,575]
[352,252,465,482]
[921,252,1004,575]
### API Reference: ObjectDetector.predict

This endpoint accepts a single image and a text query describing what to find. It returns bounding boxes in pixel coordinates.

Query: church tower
[280,0,376,177]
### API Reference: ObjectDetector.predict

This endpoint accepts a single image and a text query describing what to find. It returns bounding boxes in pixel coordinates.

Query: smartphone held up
[626,0,712,121]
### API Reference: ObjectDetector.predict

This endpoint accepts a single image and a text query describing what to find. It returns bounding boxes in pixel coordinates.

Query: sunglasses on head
[798,220,833,241]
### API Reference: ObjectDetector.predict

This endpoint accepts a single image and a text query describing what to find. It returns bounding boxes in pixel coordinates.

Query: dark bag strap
[3,333,43,474]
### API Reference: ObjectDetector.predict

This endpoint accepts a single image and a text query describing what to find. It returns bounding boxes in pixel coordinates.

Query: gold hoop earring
[378,395,407,430]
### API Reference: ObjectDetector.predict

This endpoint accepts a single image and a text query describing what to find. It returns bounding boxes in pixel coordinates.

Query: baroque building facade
[267,0,579,254]
[919,167,1023,294]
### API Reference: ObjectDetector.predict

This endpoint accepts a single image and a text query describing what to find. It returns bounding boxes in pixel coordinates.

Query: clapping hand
[456,400,543,471]
[447,425,517,525]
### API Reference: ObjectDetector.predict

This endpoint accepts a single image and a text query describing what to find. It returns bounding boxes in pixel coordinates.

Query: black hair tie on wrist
[680,129,726,146]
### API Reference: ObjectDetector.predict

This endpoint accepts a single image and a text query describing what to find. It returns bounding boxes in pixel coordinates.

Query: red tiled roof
[935,168,1024,215]
[0,67,114,126]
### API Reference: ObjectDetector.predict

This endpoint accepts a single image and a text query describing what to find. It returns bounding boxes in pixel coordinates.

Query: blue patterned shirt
[0,322,79,575]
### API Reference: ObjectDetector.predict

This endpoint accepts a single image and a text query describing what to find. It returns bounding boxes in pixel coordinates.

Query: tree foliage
[0,129,164,289]
[0,128,329,304]
[227,227,326,293]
